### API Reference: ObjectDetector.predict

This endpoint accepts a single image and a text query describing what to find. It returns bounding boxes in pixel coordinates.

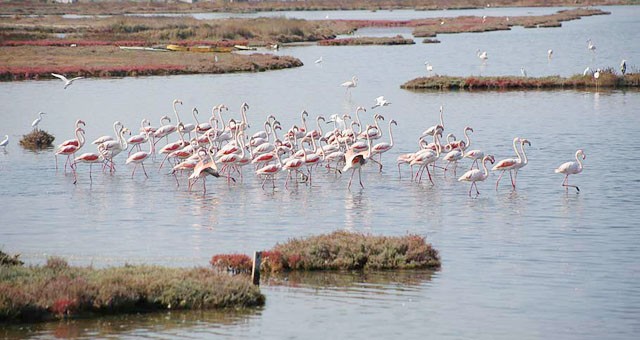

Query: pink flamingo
[125,133,153,178]
[55,127,85,170]
[58,119,86,148]
[72,152,104,184]
[458,155,495,197]
[370,119,397,172]
[342,147,368,189]
[256,149,283,189]
[555,149,585,192]
[492,137,531,190]
[420,105,444,138]
[411,131,442,185]
[92,121,121,145]
[188,148,224,194]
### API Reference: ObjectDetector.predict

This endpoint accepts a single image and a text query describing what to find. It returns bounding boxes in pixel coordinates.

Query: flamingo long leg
[358,167,364,188]
[495,170,505,190]
[141,162,148,178]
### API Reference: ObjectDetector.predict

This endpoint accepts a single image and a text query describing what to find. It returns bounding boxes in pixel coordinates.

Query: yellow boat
[166,44,233,53]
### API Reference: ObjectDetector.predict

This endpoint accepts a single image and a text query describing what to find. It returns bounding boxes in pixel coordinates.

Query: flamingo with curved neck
[555,149,586,192]
[458,155,496,197]
[370,119,397,172]
[492,137,531,190]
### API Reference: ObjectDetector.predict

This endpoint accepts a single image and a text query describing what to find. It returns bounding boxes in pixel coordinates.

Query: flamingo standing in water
[492,137,531,190]
[458,155,495,197]
[58,119,86,148]
[343,147,367,189]
[188,148,223,194]
[370,119,397,172]
[55,127,85,171]
[420,105,445,138]
[126,132,153,178]
[340,76,358,94]
[72,152,104,184]
[555,149,585,192]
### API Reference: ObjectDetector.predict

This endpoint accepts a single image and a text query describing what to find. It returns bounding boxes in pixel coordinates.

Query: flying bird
[51,73,84,89]
[371,96,391,109]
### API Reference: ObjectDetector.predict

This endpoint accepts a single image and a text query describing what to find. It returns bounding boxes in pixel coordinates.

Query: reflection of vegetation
[263,269,435,289]
[402,70,640,90]
[0,308,262,339]
[0,256,264,323]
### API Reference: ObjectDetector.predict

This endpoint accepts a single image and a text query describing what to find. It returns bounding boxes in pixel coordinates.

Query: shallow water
[1,5,639,340]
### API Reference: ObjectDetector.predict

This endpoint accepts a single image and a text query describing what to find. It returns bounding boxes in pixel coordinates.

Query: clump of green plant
[0,261,264,323]
[0,250,24,266]
[19,130,55,149]
[260,231,440,272]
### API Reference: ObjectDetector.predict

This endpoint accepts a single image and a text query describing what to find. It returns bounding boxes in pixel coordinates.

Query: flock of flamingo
[36,99,585,197]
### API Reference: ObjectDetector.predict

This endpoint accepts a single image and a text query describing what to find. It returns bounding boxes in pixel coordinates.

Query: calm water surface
[1,6,639,339]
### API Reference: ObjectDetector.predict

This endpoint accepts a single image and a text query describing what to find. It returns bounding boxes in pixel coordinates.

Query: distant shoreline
[0,0,633,16]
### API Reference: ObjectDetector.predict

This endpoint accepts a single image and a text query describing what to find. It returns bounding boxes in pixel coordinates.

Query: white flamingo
[555,149,585,192]
[458,155,495,197]
[492,137,531,190]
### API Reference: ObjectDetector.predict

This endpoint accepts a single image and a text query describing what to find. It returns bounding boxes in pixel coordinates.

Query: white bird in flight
[0,135,8,150]
[51,73,84,89]
[371,96,391,109]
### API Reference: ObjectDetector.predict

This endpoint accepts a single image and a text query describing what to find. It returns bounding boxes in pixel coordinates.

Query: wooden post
[251,251,262,286]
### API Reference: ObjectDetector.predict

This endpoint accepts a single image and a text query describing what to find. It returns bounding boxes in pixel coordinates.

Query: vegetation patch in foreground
[0,257,265,323]
[401,71,640,90]
[211,231,440,274]
[19,130,55,150]
[318,35,415,46]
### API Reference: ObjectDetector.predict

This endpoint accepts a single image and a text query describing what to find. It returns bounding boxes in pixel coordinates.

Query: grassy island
[211,231,441,274]
[318,35,415,46]
[401,72,640,91]
[0,255,264,323]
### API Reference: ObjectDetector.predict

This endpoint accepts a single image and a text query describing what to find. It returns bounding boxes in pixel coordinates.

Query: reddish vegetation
[401,71,640,90]
[318,35,414,46]
[210,254,253,274]
[211,231,441,274]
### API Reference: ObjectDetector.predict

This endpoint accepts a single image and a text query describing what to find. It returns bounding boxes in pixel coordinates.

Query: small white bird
[315,56,323,64]
[476,49,488,62]
[371,96,391,109]
[555,149,585,192]
[620,59,627,75]
[51,73,84,89]
[31,112,46,130]
[583,67,592,76]
[482,15,487,23]
[587,39,596,52]
[521,67,527,77]
[340,76,358,92]
[425,61,433,74]
[594,69,601,79]
[0,135,8,149]
[548,49,553,59]
[214,55,219,62]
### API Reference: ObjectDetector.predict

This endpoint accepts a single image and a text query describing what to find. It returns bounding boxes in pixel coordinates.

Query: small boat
[166,44,233,53]
[234,45,257,51]
[119,46,168,52]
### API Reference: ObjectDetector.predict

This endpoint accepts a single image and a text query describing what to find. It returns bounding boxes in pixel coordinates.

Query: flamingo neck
[512,138,522,163]
[520,142,528,165]
[482,156,490,178]
[575,151,583,170]
[463,129,471,150]
[388,122,395,147]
